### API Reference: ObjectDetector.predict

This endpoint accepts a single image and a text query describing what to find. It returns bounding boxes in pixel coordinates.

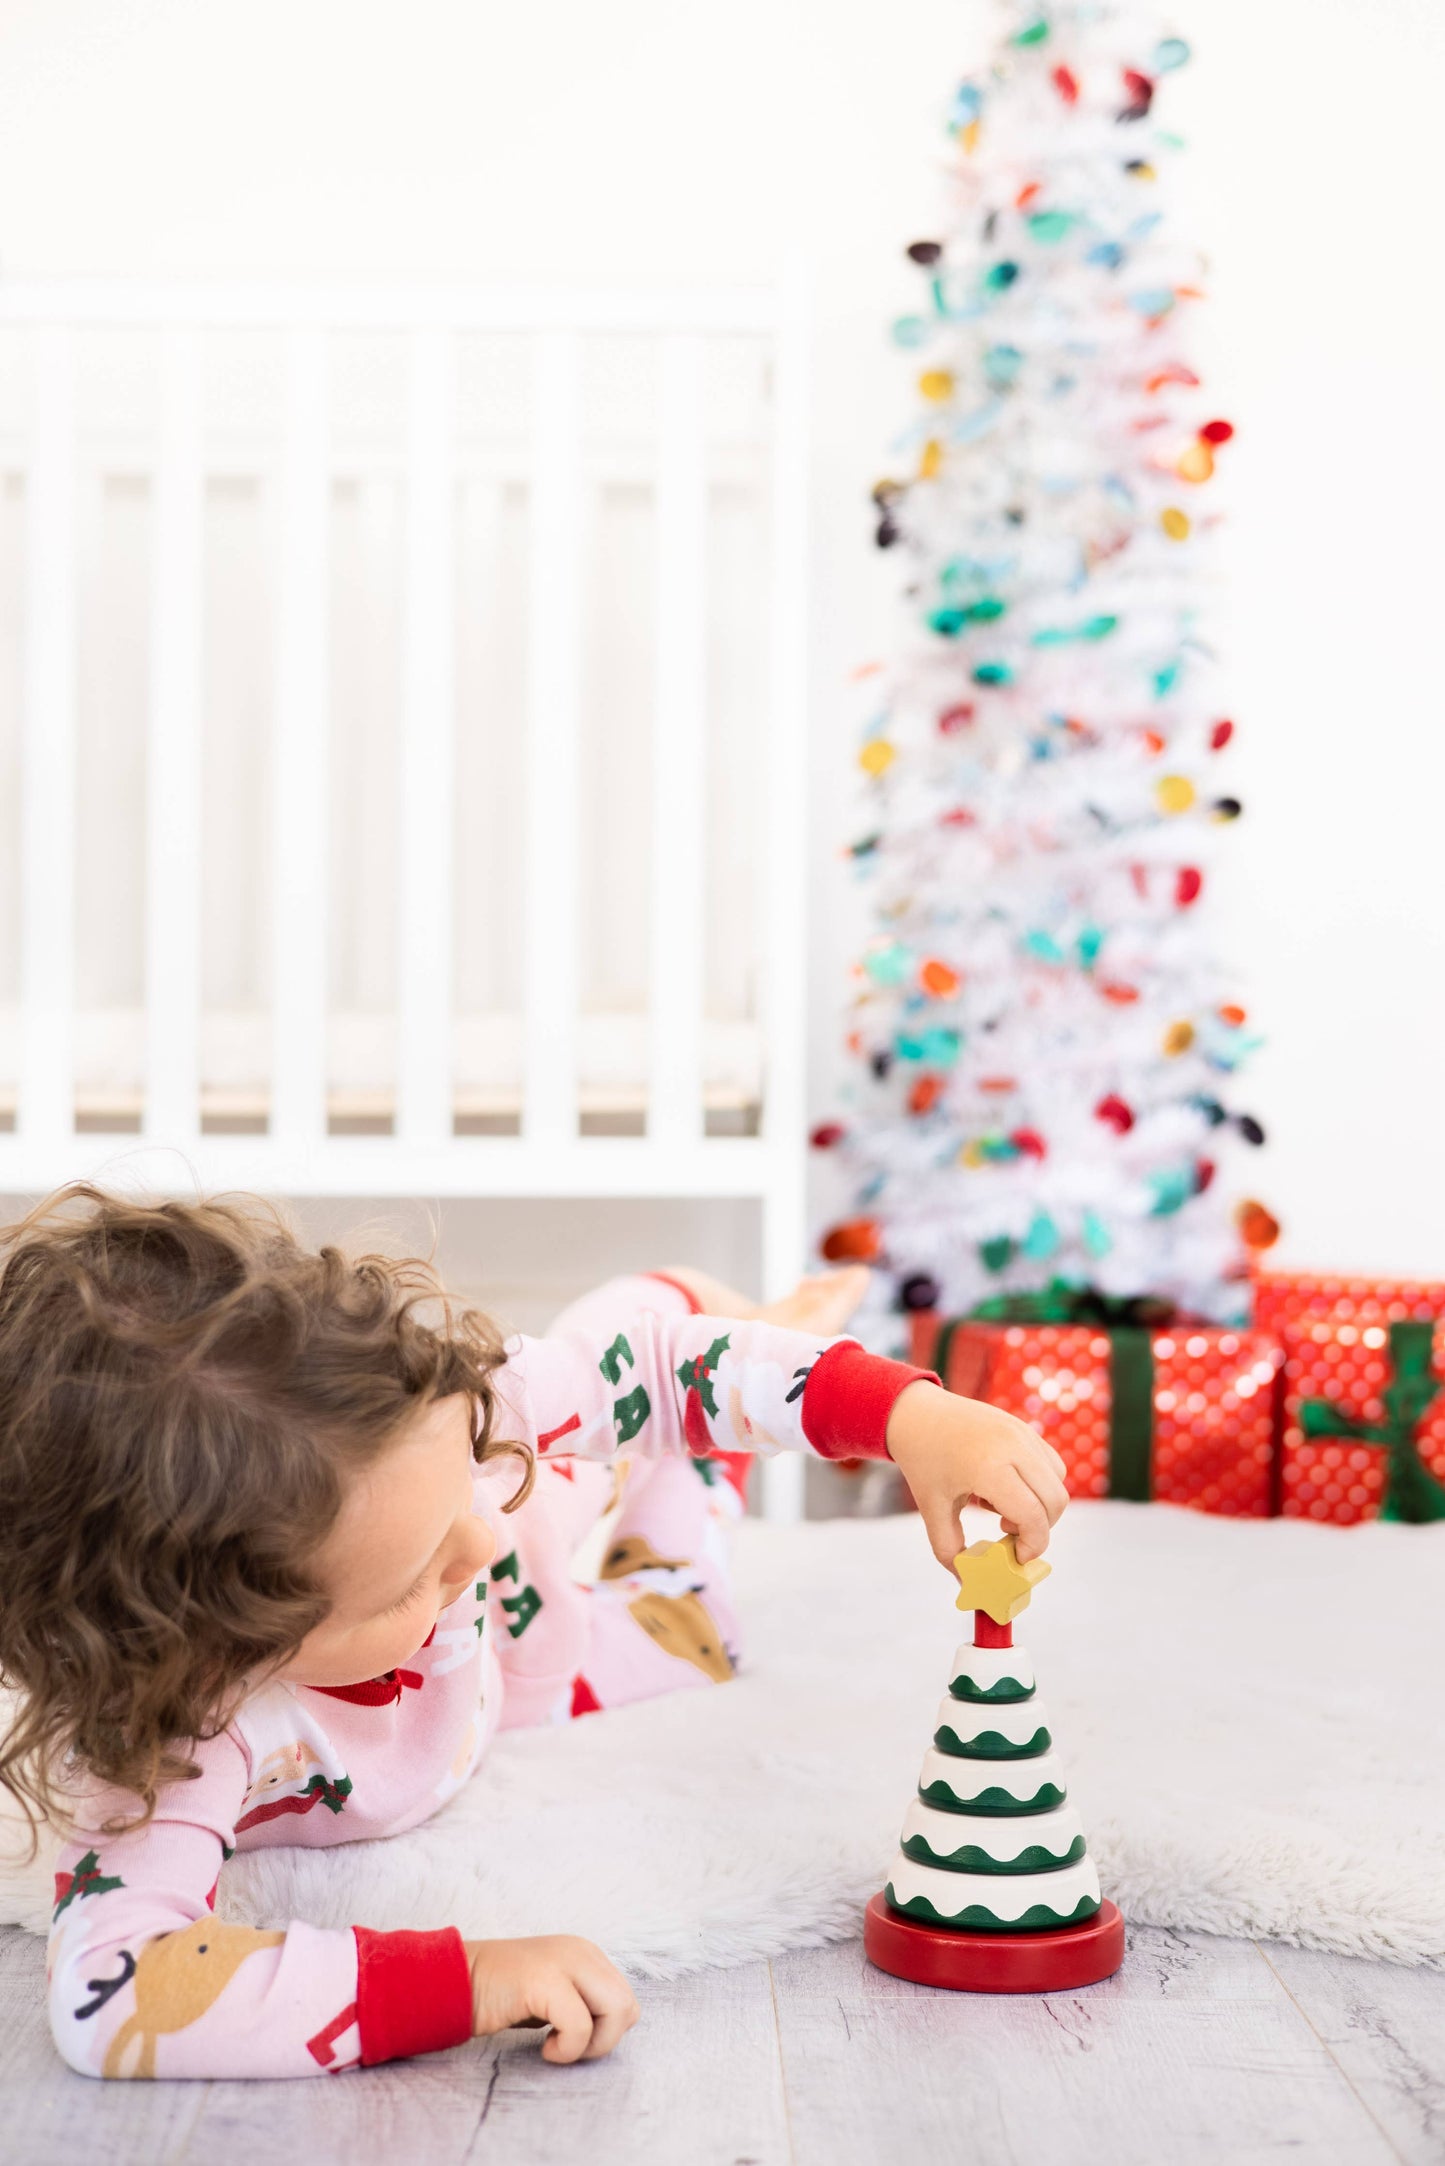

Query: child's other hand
[885,1380,1069,1572]
[463,1934,640,2063]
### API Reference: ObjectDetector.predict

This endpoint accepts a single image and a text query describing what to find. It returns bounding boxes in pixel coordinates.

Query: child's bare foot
[653,1263,872,1339]
[759,1265,872,1338]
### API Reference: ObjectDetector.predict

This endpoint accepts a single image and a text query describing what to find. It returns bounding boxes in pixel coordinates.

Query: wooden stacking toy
[864,1535,1125,1992]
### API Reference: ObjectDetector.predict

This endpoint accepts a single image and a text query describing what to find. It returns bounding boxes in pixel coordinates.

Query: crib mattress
[0,1008,764,1122]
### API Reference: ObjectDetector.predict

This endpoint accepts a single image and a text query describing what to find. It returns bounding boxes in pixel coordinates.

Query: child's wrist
[884,1375,951,1464]
[462,1939,496,2034]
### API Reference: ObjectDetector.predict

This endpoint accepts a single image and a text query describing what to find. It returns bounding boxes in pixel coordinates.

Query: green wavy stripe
[901,1832,1087,1876]
[884,1885,1101,1934]
[949,1677,1034,1704]
[933,1723,1052,1760]
[917,1778,1067,1817]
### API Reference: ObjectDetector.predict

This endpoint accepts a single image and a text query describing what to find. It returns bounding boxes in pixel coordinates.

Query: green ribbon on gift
[966,1278,1177,1331]
[1298,1320,1445,1524]
[1104,1329,1157,1504]
[930,1285,1175,1503]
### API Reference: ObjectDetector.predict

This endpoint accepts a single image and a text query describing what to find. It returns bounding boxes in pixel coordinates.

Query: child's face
[278,1393,498,1688]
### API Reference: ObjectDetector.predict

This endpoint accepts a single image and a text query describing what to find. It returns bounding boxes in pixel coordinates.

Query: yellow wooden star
[952,1536,1051,1624]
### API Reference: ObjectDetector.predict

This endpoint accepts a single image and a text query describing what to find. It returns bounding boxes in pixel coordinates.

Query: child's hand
[885,1379,1069,1572]
[463,1934,640,2063]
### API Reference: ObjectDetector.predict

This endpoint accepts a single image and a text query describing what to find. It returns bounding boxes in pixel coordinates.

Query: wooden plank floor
[2,1920,1442,2165]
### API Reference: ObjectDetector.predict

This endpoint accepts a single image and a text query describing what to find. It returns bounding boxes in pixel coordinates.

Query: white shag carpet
[3,1503,1442,1976]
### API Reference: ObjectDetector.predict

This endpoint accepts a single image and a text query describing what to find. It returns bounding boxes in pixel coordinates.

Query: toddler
[0,1184,1067,2081]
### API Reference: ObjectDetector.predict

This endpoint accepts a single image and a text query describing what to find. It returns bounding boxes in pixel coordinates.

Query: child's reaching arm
[493,1310,932,1471]
[495,1309,1068,1567]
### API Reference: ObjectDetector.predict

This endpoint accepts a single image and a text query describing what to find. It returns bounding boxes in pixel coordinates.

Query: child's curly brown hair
[0,1182,534,1843]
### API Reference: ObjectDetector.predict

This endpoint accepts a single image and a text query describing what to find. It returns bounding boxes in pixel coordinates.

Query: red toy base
[864,1892,1125,1994]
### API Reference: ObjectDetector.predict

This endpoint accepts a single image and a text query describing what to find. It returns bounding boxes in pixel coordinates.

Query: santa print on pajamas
[46,1273,935,2079]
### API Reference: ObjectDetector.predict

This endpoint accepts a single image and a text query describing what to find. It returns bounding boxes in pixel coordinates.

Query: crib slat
[648,335,707,1148]
[143,325,204,1145]
[270,329,331,1151]
[18,325,77,1152]
[760,283,810,1201]
[759,277,812,1525]
[397,328,457,1149]
[523,331,583,1146]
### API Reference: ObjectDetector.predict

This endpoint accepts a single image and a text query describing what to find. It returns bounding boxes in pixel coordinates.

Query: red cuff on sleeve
[799,1340,941,1462]
[354,1926,473,2066]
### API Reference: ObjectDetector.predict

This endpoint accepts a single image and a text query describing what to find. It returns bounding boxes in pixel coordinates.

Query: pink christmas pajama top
[46,1284,934,2080]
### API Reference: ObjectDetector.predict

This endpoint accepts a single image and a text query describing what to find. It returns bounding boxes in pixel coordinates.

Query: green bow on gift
[1299,1320,1445,1524]
[967,1278,1179,1330]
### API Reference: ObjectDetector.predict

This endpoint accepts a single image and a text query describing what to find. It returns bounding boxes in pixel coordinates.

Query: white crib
[0,280,812,1503]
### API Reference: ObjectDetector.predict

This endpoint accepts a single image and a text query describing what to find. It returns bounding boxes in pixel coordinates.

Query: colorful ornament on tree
[820,1218,883,1263]
[909,1074,946,1115]
[900,1270,943,1311]
[1236,1199,1281,1251]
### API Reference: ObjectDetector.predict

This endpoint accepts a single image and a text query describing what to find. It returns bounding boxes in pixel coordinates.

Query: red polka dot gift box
[1252,1272,1445,1526]
[907,1309,1283,1517]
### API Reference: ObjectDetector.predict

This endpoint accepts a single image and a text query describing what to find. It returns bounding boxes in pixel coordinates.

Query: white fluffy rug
[3,1503,1442,1975]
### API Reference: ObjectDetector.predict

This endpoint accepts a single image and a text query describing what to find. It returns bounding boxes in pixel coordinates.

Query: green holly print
[502,1585,543,1637]
[52,1850,123,1922]
[676,1334,731,1422]
[612,1384,651,1443]
[599,1333,634,1385]
[599,1333,652,1443]
[303,1774,353,1815]
[475,1578,489,1636]
[490,1550,543,1639]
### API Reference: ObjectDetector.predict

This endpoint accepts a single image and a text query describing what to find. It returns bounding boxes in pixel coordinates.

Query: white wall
[0,0,1441,1297]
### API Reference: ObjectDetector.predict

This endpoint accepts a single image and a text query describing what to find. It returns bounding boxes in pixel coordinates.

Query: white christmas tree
[817,1,1276,1337]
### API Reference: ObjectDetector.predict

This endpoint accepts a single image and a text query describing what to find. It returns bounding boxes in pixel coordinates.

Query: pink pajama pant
[488,1273,750,1732]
